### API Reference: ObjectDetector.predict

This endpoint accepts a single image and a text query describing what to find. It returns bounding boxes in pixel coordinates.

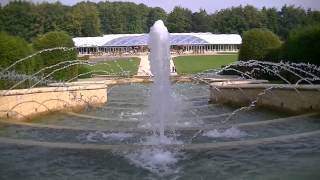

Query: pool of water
[0,83,319,179]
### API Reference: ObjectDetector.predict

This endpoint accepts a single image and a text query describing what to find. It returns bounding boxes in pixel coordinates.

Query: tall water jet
[148,20,173,143]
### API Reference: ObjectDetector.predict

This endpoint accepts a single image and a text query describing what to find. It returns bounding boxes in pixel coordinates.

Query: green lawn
[173,54,238,74]
[78,57,140,78]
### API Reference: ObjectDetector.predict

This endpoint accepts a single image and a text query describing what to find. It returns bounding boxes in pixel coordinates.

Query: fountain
[0,21,320,179]
[148,20,175,143]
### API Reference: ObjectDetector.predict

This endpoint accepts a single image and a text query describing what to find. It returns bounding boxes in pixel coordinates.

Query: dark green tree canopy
[0,31,32,73]
[0,1,320,41]
[167,7,192,33]
[282,24,320,65]
[1,1,36,41]
[239,28,282,61]
[33,31,75,50]
[33,31,77,80]
[71,2,101,37]
[191,9,209,32]
[147,7,167,30]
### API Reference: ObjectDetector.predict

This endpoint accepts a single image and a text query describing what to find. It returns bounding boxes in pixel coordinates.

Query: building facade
[73,33,242,56]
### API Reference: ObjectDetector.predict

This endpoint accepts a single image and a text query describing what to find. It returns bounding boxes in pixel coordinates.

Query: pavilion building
[73,33,242,56]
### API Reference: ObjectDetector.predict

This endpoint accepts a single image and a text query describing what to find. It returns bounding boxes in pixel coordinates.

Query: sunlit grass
[173,54,238,74]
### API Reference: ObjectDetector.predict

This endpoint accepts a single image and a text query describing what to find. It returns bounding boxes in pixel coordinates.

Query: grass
[173,54,238,74]
[78,57,140,78]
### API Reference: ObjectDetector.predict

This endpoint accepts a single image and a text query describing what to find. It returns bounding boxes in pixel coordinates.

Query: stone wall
[210,83,320,113]
[0,85,107,120]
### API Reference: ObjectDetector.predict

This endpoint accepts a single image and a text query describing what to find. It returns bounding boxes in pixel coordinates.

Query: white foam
[142,135,183,145]
[125,148,183,175]
[84,131,134,142]
[203,127,247,138]
[102,132,134,140]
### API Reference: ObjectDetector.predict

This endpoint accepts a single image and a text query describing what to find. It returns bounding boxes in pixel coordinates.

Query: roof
[73,33,242,47]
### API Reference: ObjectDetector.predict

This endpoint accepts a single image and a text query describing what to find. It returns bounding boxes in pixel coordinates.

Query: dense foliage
[0,32,34,89]
[0,32,32,73]
[239,29,282,61]
[1,1,319,41]
[33,31,78,80]
[281,25,320,65]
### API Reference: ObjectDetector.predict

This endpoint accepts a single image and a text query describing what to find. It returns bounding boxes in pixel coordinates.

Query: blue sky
[1,0,320,12]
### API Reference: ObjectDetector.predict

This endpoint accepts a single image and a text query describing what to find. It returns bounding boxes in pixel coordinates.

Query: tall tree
[167,7,192,33]
[242,5,264,29]
[0,5,3,31]
[1,1,36,41]
[147,7,167,30]
[278,5,307,39]
[71,2,101,37]
[211,6,248,34]
[261,7,279,34]
[32,2,72,36]
[191,9,209,32]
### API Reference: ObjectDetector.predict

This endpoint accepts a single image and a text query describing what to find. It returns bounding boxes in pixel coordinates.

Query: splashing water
[125,148,183,176]
[81,131,134,142]
[203,127,247,138]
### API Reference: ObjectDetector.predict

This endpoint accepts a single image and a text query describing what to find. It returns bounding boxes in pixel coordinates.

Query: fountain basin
[210,83,320,113]
[0,83,319,179]
[0,84,107,120]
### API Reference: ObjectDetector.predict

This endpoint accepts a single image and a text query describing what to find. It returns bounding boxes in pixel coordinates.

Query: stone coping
[0,84,107,96]
[211,83,320,90]
[208,79,268,84]
[48,76,193,87]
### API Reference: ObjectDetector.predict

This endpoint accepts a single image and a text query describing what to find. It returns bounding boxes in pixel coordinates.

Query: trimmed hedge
[281,24,320,65]
[239,29,282,61]
[33,31,78,81]
[0,31,32,73]
[0,32,34,89]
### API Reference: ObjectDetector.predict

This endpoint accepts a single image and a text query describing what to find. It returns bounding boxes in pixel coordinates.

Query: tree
[0,32,35,89]
[147,7,167,30]
[167,7,192,32]
[33,31,78,80]
[0,5,3,31]
[278,5,308,40]
[282,24,320,65]
[242,5,264,29]
[0,32,33,73]
[191,9,209,32]
[261,7,279,34]
[1,1,36,41]
[97,1,150,34]
[210,6,248,34]
[71,2,101,37]
[239,28,282,61]
[32,2,72,36]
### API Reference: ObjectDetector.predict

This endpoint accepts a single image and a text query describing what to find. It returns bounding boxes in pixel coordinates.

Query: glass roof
[104,34,209,46]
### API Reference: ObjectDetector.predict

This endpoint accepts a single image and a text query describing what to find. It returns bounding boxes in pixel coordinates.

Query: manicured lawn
[79,57,140,77]
[173,54,238,74]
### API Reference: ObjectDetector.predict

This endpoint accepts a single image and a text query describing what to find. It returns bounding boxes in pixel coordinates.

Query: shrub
[0,32,34,89]
[282,24,320,65]
[33,31,78,81]
[0,31,33,73]
[239,28,282,61]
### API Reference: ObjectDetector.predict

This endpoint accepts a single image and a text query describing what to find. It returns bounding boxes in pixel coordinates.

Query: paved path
[136,55,177,76]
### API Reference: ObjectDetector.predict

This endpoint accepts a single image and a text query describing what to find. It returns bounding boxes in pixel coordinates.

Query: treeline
[1,1,320,41]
